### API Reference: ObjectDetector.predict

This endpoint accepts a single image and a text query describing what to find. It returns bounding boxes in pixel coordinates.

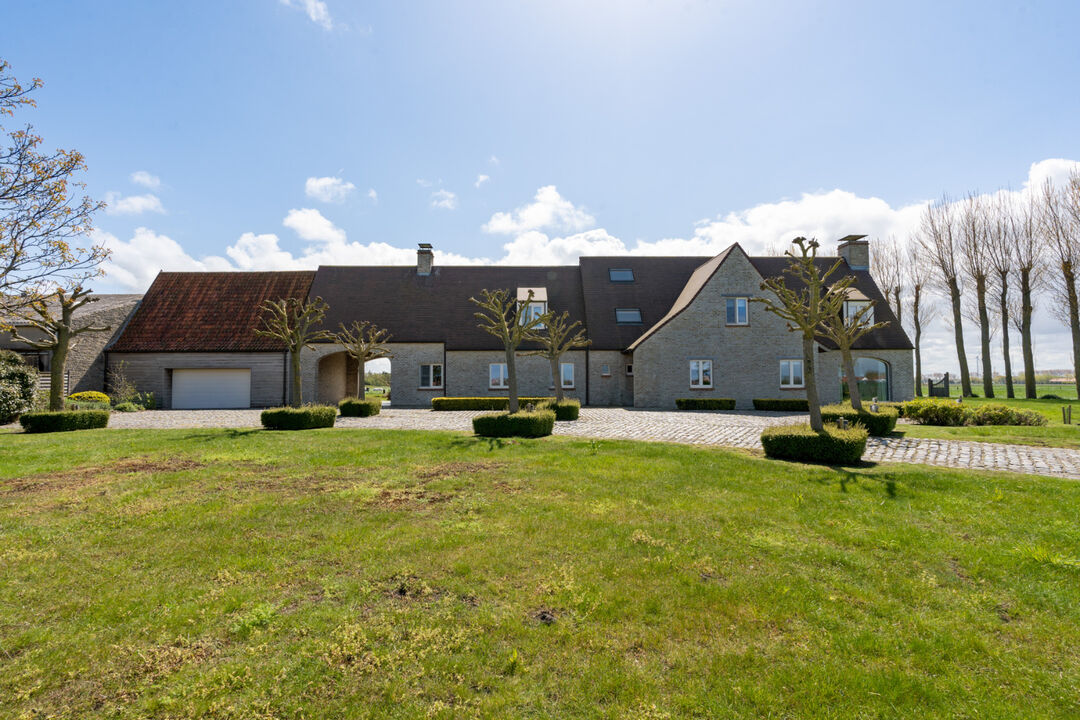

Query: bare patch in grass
[532,608,557,625]
[3,456,204,496]
[413,460,506,481]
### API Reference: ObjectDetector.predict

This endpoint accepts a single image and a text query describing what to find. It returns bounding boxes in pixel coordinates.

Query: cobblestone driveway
[8,407,1079,480]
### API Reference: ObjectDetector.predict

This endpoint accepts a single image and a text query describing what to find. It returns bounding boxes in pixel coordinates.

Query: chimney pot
[417,243,434,275]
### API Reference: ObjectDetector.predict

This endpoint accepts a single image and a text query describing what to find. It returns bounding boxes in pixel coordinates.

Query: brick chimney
[417,243,433,275]
[837,235,869,270]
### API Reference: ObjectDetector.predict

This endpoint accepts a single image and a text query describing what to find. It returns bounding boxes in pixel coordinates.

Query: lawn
[946,382,1077,400]
[898,396,1080,449]
[2,429,1079,718]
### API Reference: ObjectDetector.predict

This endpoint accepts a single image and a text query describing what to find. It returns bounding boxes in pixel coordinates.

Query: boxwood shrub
[20,409,110,433]
[432,396,552,411]
[67,390,110,404]
[901,399,969,426]
[472,410,555,437]
[968,403,1048,427]
[753,398,810,411]
[760,423,868,465]
[675,398,736,411]
[820,404,899,436]
[339,397,382,417]
[260,406,338,430]
[538,398,580,420]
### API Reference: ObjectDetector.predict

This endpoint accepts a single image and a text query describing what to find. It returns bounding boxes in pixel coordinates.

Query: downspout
[442,344,447,399]
[283,350,289,406]
[585,349,590,406]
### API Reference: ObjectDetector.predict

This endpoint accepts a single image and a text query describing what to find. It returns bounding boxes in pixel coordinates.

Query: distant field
[942,383,1077,400]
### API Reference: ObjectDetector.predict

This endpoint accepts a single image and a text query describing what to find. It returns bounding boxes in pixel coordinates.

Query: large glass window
[690,359,713,388]
[725,297,748,325]
[419,363,443,388]
[780,359,804,388]
[841,357,890,401]
[615,308,643,324]
[560,362,575,388]
[608,268,635,282]
[489,363,508,389]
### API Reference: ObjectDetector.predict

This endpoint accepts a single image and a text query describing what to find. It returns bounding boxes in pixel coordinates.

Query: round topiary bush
[260,406,338,430]
[472,410,555,438]
[760,423,868,465]
[901,399,971,426]
[339,397,382,417]
[538,398,581,420]
[820,404,899,436]
[20,409,110,433]
[68,390,110,404]
[0,350,37,425]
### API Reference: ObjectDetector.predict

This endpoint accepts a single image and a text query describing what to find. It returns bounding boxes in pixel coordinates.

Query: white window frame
[560,362,575,389]
[489,363,509,389]
[725,297,749,326]
[689,359,713,389]
[600,364,611,377]
[522,301,547,329]
[780,359,805,389]
[843,300,873,325]
[625,364,634,376]
[419,363,443,389]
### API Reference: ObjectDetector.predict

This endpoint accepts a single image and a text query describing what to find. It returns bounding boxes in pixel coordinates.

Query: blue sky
[2,0,1079,372]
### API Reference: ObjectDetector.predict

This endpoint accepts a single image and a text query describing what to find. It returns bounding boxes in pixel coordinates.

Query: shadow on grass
[449,436,514,451]
[182,428,263,441]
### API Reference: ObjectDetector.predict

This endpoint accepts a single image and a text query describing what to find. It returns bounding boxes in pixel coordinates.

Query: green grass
[2,429,1079,718]
[946,382,1077,400]
[899,396,1080,448]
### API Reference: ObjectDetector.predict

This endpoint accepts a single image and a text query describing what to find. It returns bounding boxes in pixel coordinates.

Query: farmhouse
[95,236,914,410]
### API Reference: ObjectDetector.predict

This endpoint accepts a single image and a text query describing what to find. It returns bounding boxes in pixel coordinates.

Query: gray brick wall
[587,350,634,406]
[389,343,445,407]
[107,352,288,408]
[442,350,585,405]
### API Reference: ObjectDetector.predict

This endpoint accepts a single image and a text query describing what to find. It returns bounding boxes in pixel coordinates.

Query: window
[18,351,49,372]
[608,268,635,282]
[840,357,890,402]
[625,364,633,376]
[690,359,713,388]
[419,363,443,389]
[725,297,748,325]
[843,300,873,325]
[600,364,611,377]
[489,363,509,389]
[615,308,642,324]
[522,301,547,329]
[780,359,804,389]
[560,362,575,388]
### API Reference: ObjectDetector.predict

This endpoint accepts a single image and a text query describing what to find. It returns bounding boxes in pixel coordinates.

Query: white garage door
[172,369,251,409]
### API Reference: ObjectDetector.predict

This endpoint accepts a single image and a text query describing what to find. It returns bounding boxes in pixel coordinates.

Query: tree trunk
[49,337,69,411]
[998,271,1014,398]
[550,354,563,402]
[948,276,973,397]
[1065,262,1080,400]
[842,347,863,412]
[913,285,923,397]
[803,335,823,432]
[506,346,519,414]
[358,358,366,400]
[892,288,902,328]
[976,275,994,397]
[291,349,302,407]
[1020,268,1036,399]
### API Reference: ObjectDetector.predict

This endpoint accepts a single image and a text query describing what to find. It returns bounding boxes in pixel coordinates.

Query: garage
[172,368,251,409]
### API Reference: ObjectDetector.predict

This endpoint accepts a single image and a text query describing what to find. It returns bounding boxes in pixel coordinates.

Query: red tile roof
[109,271,315,352]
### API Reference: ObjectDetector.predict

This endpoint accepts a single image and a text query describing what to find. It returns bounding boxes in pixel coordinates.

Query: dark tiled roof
[309,265,586,350]
[748,257,914,351]
[580,256,710,350]
[109,271,315,352]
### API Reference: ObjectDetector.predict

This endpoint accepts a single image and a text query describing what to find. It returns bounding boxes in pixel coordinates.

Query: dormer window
[843,300,873,325]
[517,287,548,329]
[608,268,635,283]
[523,301,547,328]
[615,308,642,324]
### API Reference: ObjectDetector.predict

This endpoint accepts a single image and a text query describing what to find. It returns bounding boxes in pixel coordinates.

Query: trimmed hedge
[432,396,553,411]
[820,404,899,436]
[113,402,141,412]
[68,391,110,404]
[676,398,736,411]
[260,406,338,430]
[753,398,810,412]
[539,399,580,421]
[900,399,1049,427]
[968,403,1048,427]
[472,410,555,438]
[339,397,382,417]
[20,409,110,433]
[760,423,868,465]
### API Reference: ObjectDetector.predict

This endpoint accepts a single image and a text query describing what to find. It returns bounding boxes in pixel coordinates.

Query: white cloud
[475,174,490,188]
[431,189,457,210]
[416,178,432,188]
[130,171,161,189]
[368,188,378,202]
[305,176,356,203]
[283,208,346,243]
[483,185,595,235]
[104,192,165,216]
[489,155,500,166]
[96,228,231,290]
[280,0,332,30]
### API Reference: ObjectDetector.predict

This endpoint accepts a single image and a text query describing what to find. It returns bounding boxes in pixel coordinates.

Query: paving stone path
[6,407,1079,480]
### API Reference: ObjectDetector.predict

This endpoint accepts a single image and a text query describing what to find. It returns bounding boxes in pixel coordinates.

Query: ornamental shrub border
[760,423,868,465]
[675,398,736,411]
[820,404,899,436]
[472,410,556,438]
[432,396,554,411]
[20,409,110,433]
[900,399,1047,427]
[260,406,338,430]
[339,398,382,417]
[753,398,810,412]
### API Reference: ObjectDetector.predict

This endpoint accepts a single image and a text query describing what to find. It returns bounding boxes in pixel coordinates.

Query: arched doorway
[317,351,360,405]
[840,357,890,402]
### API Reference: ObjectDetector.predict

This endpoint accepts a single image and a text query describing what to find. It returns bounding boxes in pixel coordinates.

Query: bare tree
[870,235,904,326]
[818,294,888,412]
[1,60,107,320]
[1041,176,1080,399]
[919,197,974,396]
[470,288,548,413]
[526,310,590,402]
[986,193,1016,397]
[1011,190,1044,398]
[7,285,109,410]
[753,237,847,432]
[958,193,995,397]
[335,320,392,400]
[254,297,333,407]
[905,240,938,397]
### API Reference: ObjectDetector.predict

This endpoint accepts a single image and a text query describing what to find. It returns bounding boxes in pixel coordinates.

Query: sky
[2,0,1079,374]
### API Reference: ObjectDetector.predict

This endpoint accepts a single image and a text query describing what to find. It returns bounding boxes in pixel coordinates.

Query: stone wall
[107,351,288,408]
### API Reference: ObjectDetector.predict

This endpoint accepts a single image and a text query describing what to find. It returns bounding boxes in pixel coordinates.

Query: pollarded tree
[905,239,939,397]
[870,234,904,326]
[958,193,995,397]
[7,285,110,410]
[818,292,889,412]
[753,237,847,432]
[1,60,107,319]
[986,192,1016,397]
[336,320,392,400]
[1046,171,1080,399]
[526,310,591,402]
[254,297,333,407]
[1012,189,1044,399]
[470,288,548,414]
